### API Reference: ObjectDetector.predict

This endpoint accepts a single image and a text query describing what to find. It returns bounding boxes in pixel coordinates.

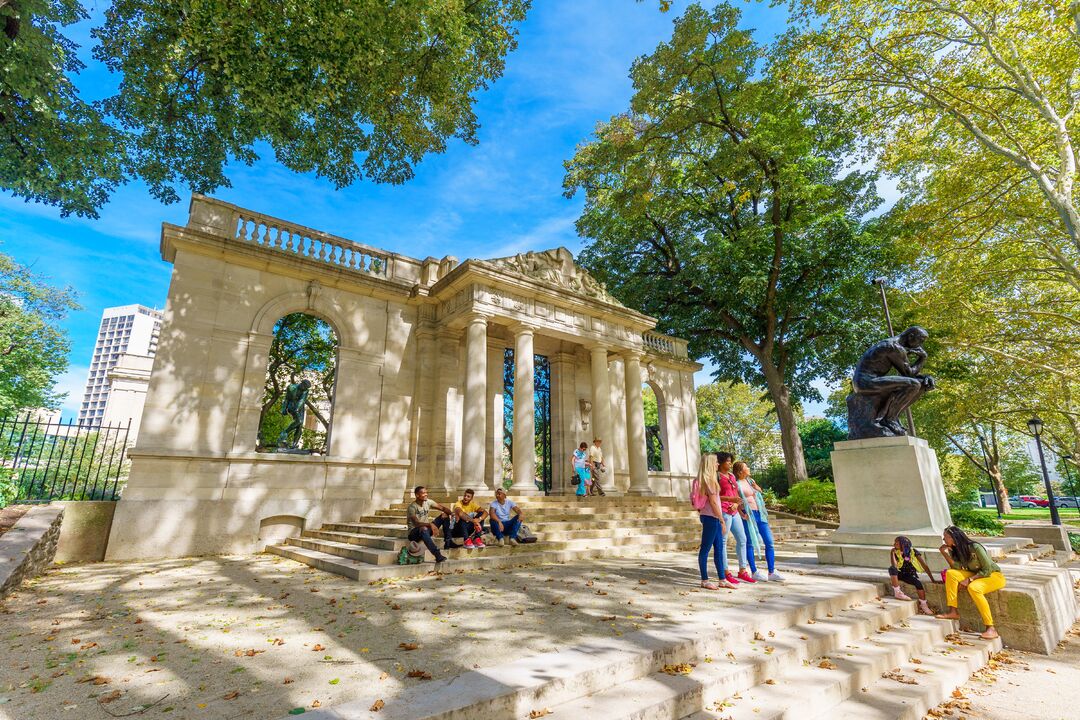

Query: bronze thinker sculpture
[847,326,935,439]
[277,379,312,450]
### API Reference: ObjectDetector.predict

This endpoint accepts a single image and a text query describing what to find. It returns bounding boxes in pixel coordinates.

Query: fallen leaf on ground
[399,642,419,651]
[818,659,837,670]
[407,669,433,680]
[370,699,385,712]
[311,644,326,652]
[283,677,294,684]
[882,670,918,685]
[529,710,552,718]
[98,690,122,704]
[223,691,240,700]
[661,663,694,676]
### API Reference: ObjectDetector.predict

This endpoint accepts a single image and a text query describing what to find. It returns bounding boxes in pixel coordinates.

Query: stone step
[286,537,399,565]
[538,598,919,720]
[266,543,373,580]
[295,532,701,563]
[302,529,402,550]
[322,522,409,538]
[686,630,997,720]
[372,508,699,521]
[796,634,1000,720]
[998,543,1056,565]
[289,579,886,720]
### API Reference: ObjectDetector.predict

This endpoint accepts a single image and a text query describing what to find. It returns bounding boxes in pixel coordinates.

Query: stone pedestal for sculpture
[817,435,951,569]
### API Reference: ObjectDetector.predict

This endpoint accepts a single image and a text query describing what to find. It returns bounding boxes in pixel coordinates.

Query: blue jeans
[741,510,776,574]
[725,512,748,570]
[698,515,728,581]
[490,515,521,540]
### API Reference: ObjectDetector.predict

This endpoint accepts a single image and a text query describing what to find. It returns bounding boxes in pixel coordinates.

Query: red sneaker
[738,570,757,583]
[473,537,485,549]
[725,572,740,585]
[464,538,474,548]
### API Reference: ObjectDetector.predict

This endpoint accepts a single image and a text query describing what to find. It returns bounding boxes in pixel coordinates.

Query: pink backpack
[690,478,708,511]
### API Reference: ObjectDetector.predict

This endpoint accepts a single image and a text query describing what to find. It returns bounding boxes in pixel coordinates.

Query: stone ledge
[797,560,1078,654]
[0,505,64,599]
[1004,523,1073,552]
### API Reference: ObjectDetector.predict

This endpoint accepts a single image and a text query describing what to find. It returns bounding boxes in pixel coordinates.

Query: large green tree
[0,249,78,415]
[564,3,901,484]
[785,0,1080,290]
[2,0,529,217]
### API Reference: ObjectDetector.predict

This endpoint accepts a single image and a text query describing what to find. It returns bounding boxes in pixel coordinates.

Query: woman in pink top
[694,454,737,589]
[715,452,754,584]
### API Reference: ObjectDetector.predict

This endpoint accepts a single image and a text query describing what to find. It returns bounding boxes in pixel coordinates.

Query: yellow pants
[945,569,1006,626]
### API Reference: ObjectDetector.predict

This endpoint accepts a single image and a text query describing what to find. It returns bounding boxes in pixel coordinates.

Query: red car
[1023,496,1049,507]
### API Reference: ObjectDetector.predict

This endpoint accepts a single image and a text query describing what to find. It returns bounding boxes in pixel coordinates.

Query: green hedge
[781,478,837,517]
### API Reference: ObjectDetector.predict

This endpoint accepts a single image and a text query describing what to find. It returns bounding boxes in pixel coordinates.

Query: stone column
[590,345,617,493]
[460,314,488,490]
[623,353,653,496]
[511,325,540,495]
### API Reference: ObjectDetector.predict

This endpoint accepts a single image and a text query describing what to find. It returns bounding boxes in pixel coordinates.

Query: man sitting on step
[489,488,525,546]
[406,486,451,563]
[447,489,488,549]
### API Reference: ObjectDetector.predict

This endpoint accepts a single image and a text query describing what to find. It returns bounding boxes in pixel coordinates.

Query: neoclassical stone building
[106,196,702,559]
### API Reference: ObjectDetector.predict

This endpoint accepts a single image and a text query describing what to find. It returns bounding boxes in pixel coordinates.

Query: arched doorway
[643,381,669,472]
[257,312,338,454]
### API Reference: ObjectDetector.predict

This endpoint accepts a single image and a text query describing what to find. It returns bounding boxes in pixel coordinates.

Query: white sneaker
[753,570,768,582]
[497,538,505,547]
[509,538,519,546]
[767,572,785,582]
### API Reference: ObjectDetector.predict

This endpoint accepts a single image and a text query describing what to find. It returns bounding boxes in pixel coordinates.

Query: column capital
[463,311,491,326]
[588,343,615,355]
[507,321,537,337]
[620,349,645,362]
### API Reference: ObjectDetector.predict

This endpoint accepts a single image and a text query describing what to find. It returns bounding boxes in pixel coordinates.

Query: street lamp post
[1061,454,1077,517]
[1027,417,1062,526]
[872,278,917,436]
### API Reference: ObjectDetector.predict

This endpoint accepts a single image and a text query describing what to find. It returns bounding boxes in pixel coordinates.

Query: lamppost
[872,278,917,436]
[1027,416,1061,526]
[1061,454,1077,516]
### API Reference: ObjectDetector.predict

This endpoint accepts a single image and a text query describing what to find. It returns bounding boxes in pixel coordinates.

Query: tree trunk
[761,365,808,485]
[988,462,1012,515]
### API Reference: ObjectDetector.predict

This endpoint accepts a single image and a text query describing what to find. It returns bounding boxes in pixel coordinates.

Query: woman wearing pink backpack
[692,454,737,589]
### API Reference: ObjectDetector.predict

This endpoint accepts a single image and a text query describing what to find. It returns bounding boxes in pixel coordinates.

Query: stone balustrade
[642,330,688,359]
[187,194,423,284]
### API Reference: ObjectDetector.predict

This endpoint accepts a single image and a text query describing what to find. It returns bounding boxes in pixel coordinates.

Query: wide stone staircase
[292,573,1000,720]
[266,494,830,580]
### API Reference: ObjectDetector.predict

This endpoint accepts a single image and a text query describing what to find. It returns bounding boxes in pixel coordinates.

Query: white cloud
[53,366,90,421]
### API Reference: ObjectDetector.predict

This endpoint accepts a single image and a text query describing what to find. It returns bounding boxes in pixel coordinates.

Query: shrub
[760,488,779,508]
[1068,533,1080,554]
[0,472,16,508]
[781,478,837,517]
[949,506,1004,536]
[756,460,790,498]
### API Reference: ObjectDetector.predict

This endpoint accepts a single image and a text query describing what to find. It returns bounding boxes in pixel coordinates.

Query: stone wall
[0,506,64,599]
[54,501,116,563]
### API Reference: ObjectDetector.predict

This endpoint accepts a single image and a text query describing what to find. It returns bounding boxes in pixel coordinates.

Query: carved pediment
[484,247,623,306]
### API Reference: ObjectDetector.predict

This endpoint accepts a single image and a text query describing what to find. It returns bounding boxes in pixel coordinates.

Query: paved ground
[0,505,29,540]
[0,550,810,720]
[940,620,1080,720]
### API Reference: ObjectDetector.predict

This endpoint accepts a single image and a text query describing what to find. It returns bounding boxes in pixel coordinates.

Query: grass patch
[965,507,1080,527]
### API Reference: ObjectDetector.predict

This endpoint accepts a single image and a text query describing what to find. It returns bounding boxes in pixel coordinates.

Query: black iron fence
[0,416,132,504]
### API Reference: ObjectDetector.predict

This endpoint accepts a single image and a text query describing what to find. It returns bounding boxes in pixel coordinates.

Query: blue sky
[2,0,808,419]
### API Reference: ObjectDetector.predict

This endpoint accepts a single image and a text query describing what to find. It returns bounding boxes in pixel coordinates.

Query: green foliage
[1001,450,1042,497]
[257,313,337,451]
[0,0,125,217]
[757,459,790,498]
[798,418,845,480]
[949,506,1004,537]
[2,0,529,216]
[696,382,781,469]
[939,454,983,505]
[780,478,836,517]
[564,3,905,485]
[1070,533,1080,554]
[0,250,79,415]
[0,427,129,505]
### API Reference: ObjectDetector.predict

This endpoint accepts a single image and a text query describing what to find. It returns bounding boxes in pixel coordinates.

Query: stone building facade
[106,196,702,560]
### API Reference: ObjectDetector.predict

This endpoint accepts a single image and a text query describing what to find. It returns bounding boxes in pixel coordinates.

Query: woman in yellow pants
[935,525,1006,639]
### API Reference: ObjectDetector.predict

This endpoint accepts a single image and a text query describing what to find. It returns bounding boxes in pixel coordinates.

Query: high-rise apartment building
[78,305,163,427]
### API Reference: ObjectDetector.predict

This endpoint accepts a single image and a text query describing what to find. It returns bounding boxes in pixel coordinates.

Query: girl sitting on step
[888,535,936,614]
[935,526,1007,640]
[692,454,737,590]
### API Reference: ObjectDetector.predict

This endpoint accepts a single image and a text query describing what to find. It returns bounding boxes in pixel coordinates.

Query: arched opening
[257,312,338,454]
[643,381,669,471]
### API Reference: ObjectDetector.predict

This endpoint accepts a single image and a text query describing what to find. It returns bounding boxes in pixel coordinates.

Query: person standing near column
[587,438,607,496]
